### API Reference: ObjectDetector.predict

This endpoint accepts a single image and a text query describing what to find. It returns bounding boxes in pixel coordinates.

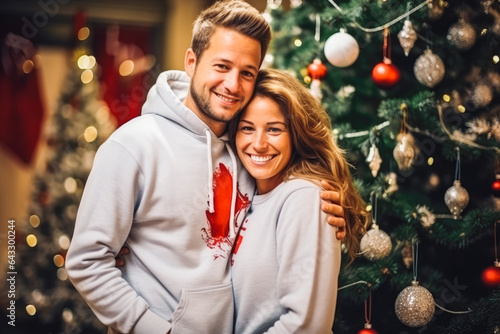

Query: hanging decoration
[444,148,469,219]
[324,29,360,67]
[428,0,445,20]
[447,18,477,50]
[384,172,399,196]
[307,58,327,100]
[395,241,435,328]
[398,19,418,56]
[357,284,379,334]
[366,143,382,177]
[360,195,392,261]
[481,221,500,287]
[471,83,494,108]
[393,104,417,172]
[372,28,400,89]
[413,49,445,88]
[493,158,500,197]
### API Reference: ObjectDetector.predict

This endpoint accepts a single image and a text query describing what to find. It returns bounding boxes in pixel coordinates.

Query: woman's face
[235,95,292,194]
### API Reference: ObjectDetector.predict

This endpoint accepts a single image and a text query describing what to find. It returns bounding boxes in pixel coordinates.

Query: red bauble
[372,58,400,89]
[358,329,379,334]
[308,59,327,79]
[492,177,500,196]
[482,264,500,287]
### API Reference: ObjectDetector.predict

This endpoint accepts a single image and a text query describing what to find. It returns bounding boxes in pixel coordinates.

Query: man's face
[184,27,261,136]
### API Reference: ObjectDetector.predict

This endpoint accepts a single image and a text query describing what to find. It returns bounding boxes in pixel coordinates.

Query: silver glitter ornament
[444,180,469,219]
[471,83,493,107]
[393,133,416,171]
[398,20,418,56]
[413,49,445,88]
[395,281,435,328]
[360,224,392,261]
[447,19,476,50]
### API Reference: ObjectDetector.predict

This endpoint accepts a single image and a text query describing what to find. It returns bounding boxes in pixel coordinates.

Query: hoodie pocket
[170,282,233,334]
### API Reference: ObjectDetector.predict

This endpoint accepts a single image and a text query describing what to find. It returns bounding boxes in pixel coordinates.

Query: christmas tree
[265,0,500,333]
[6,43,115,333]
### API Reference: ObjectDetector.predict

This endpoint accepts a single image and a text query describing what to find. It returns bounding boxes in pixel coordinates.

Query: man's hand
[320,180,346,241]
[115,246,130,267]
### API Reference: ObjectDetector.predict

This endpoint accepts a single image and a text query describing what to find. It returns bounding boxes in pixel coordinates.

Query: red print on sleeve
[202,163,250,259]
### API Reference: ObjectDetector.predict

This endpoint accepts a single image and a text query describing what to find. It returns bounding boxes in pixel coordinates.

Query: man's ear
[184,48,196,78]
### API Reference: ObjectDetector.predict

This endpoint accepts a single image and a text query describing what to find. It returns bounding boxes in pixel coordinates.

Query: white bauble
[324,30,359,68]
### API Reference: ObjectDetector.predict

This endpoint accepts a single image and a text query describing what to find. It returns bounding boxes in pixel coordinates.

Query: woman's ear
[184,48,197,78]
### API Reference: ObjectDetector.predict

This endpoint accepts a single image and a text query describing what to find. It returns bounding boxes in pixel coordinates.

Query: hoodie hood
[141,70,241,237]
[142,70,217,140]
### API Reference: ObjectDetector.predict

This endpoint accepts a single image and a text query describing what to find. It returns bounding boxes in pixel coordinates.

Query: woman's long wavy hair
[229,68,369,261]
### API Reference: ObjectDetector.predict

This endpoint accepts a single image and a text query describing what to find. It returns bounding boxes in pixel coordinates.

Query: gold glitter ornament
[444,180,469,219]
[447,19,476,50]
[398,20,418,56]
[393,133,416,172]
[413,49,445,88]
[366,144,382,177]
[471,83,493,107]
[428,0,444,20]
[395,281,435,327]
[360,224,392,261]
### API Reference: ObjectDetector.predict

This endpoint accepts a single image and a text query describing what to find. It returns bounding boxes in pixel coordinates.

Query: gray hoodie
[66,70,254,334]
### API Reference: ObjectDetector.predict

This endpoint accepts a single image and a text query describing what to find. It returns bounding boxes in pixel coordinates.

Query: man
[66,1,345,333]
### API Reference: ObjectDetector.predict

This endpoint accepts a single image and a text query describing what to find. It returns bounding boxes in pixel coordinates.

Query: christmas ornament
[358,282,378,334]
[447,19,476,50]
[413,49,445,88]
[482,221,500,287]
[358,325,378,334]
[308,59,326,100]
[395,280,435,327]
[324,29,359,67]
[393,133,416,172]
[372,60,400,89]
[366,144,382,177]
[444,180,469,219]
[428,0,444,20]
[384,172,399,196]
[401,243,413,269]
[493,175,500,196]
[482,261,500,287]
[360,224,392,261]
[398,19,418,56]
[307,58,327,79]
[417,205,436,228]
[372,28,400,89]
[471,83,493,107]
[443,157,468,215]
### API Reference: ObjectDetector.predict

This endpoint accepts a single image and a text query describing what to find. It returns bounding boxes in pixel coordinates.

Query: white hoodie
[66,70,254,334]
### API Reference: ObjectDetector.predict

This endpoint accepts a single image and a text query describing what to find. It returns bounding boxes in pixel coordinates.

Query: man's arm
[66,140,171,334]
[320,180,347,240]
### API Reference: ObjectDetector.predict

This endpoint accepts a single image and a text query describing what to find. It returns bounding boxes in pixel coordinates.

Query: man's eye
[241,71,255,78]
[216,64,228,70]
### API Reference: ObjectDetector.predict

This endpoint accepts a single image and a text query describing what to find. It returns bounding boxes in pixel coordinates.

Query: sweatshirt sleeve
[65,139,172,334]
[265,186,341,334]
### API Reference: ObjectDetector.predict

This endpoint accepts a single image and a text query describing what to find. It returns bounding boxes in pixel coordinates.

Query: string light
[26,234,38,247]
[78,27,90,41]
[29,215,40,228]
[81,69,93,84]
[26,305,36,316]
[119,60,135,76]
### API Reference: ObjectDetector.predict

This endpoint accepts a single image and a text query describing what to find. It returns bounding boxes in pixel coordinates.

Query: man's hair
[192,0,272,66]
[229,69,370,262]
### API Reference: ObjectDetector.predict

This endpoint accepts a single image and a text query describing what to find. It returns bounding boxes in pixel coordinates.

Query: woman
[229,68,368,333]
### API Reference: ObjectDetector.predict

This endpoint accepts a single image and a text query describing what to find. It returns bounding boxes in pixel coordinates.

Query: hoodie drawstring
[205,130,215,213]
[225,143,238,239]
[205,129,238,239]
